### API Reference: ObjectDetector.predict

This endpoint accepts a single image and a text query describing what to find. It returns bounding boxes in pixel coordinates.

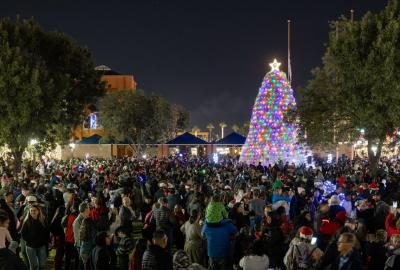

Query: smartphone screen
[311,237,317,245]
[393,201,398,208]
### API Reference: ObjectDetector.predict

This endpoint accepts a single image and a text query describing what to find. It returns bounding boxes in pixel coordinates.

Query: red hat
[335,211,347,224]
[369,182,378,190]
[298,226,313,239]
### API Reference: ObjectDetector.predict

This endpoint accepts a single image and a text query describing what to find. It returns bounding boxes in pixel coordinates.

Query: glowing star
[269,59,281,72]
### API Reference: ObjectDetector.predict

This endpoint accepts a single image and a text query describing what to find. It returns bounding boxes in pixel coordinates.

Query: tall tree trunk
[367,139,383,179]
[12,149,23,176]
[128,143,141,157]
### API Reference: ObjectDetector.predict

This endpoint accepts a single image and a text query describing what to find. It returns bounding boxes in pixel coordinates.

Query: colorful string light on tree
[240,59,305,166]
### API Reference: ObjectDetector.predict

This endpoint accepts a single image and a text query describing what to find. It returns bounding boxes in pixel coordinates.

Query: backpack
[292,244,316,270]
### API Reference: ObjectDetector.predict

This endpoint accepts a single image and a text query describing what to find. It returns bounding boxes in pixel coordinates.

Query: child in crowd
[116,226,134,270]
[205,193,228,226]
[0,211,12,249]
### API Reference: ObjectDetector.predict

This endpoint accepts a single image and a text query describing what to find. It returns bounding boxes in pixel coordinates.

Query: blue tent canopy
[166,132,208,145]
[77,134,102,144]
[77,134,129,144]
[215,132,246,145]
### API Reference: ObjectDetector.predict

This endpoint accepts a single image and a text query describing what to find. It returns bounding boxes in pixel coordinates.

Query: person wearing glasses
[331,233,362,270]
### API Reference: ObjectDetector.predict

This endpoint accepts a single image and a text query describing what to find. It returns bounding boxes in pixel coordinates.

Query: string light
[240,59,306,165]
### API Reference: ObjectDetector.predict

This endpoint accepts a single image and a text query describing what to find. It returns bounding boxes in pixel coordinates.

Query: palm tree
[206,123,215,142]
[240,122,250,136]
[192,126,201,137]
[231,124,239,133]
[219,122,227,138]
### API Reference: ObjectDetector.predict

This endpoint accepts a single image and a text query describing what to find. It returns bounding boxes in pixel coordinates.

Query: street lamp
[29,139,38,146]
[69,143,76,158]
[29,139,38,165]
[371,145,378,156]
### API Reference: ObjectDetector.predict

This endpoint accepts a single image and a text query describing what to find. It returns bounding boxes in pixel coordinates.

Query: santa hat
[369,182,379,190]
[299,226,313,240]
[55,171,63,178]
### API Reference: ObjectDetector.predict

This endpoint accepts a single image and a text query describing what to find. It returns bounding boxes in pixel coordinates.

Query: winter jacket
[384,247,400,270]
[289,194,307,221]
[115,236,134,256]
[284,238,323,270]
[21,217,49,248]
[262,226,286,269]
[330,250,363,270]
[272,194,291,205]
[72,213,84,247]
[374,201,390,230]
[141,244,172,270]
[0,248,26,270]
[63,213,77,244]
[328,205,346,221]
[119,206,134,229]
[154,206,172,231]
[90,245,111,270]
[366,241,387,270]
[201,219,237,258]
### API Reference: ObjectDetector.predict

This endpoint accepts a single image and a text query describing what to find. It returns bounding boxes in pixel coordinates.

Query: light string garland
[240,59,306,166]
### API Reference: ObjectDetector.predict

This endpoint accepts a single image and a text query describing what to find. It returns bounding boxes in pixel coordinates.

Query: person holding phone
[284,226,323,270]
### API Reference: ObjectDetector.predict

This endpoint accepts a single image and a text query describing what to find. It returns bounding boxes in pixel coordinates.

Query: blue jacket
[272,194,291,204]
[201,219,237,258]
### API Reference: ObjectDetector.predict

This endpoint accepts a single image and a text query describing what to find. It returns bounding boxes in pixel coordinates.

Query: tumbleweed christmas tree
[240,59,305,165]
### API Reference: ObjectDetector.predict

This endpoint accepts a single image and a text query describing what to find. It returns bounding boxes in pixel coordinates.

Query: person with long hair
[79,216,96,270]
[180,209,204,265]
[21,205,49,270]
[90,231,113,270]
[172,204,186,250]
[228,202,249,231]
[50,206,66,270]
[129,238,147,270]
[62,203,80,270]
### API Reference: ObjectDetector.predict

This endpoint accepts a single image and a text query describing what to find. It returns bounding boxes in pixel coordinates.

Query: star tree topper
[269,58,281,72]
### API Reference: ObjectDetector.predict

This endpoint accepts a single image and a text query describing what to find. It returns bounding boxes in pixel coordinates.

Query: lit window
[89,113,97,129]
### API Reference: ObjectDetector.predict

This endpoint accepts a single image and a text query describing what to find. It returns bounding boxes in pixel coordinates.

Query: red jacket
[90,207,107,221]
[338,176,345,187]
[65,214,77,243]
[385,212,400,238]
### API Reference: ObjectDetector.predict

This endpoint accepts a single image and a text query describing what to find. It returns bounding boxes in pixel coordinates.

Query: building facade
[73,65,137,140]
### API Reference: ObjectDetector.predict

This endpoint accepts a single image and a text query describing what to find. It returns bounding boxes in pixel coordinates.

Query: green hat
[272,179,283,190]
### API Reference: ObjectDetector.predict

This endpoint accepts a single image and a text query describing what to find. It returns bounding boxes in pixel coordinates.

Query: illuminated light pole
[69,143,76,158]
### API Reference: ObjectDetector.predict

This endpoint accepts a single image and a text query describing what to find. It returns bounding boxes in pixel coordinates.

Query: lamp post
[69,143,76,158]
[29,139,38,168]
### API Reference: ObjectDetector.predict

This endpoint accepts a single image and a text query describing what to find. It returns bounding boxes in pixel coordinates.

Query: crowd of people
[0,154,399,270]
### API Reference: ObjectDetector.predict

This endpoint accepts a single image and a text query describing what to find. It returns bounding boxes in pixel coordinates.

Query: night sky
[2,0,387,131]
